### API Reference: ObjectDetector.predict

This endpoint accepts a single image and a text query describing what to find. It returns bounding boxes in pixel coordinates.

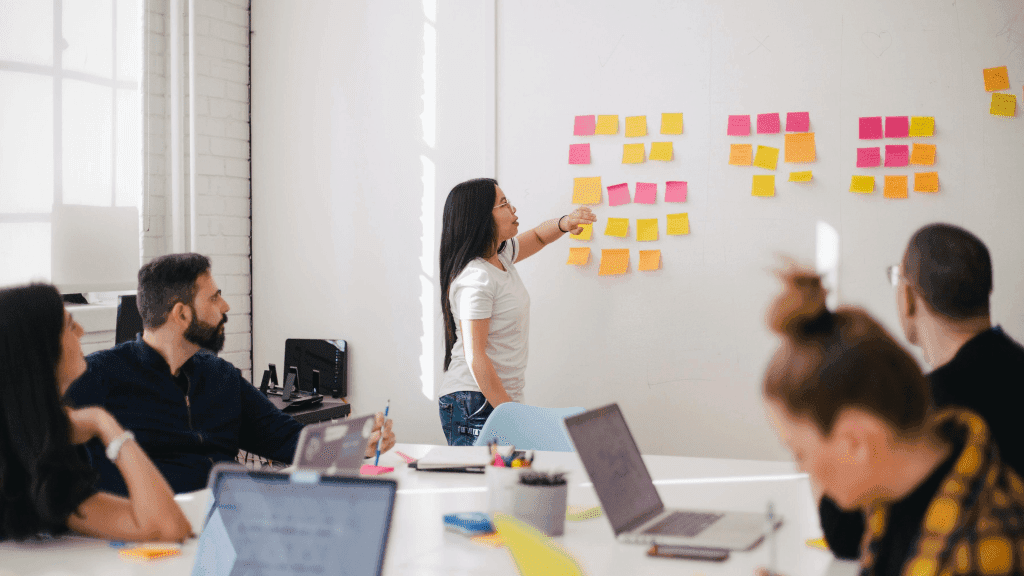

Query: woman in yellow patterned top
[757,266,1024,576]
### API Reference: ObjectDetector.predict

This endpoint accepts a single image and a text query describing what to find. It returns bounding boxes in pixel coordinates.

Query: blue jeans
[439,391,494,446]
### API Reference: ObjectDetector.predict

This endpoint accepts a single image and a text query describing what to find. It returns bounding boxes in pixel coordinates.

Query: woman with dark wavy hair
[0,284,192,542]
[437,178,596,445]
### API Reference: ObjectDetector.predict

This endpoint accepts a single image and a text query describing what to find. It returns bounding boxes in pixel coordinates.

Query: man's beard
[184,307,227,353]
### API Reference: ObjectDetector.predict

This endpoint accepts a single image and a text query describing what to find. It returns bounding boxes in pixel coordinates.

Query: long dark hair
[439,178,505,371]
[0,284,97,540]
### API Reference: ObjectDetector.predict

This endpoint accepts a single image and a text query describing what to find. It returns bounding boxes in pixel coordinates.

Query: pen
[374,399,390,466]
[767,502,777,575]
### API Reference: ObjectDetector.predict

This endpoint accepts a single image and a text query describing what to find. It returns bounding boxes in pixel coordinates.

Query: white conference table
[0,443,859,576]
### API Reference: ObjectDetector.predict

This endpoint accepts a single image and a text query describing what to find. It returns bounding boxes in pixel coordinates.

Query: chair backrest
[474,403,585,452]
[115,294,144,345]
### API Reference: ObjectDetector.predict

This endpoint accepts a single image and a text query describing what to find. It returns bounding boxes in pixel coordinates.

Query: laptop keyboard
[642,511,724,537]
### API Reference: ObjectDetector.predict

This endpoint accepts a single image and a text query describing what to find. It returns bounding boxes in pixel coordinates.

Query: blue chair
[474,403,585,452]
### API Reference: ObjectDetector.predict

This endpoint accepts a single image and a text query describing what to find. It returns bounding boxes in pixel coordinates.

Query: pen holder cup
[512,482,568,537]
[487,466,523,516]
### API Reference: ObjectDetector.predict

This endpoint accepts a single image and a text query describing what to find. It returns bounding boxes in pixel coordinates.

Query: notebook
[564,403,776,550]
[410,446,491,472]
[293,413,376,474]
[192,464,397,576]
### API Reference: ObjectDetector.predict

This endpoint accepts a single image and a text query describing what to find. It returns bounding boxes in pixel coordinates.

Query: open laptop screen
[193,468,397,576]
[565,403,664,535]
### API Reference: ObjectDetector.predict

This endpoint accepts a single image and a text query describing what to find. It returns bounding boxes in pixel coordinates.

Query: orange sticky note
[637,218,659,241]
[883,175,908,199]
[649,142,673,161]
[983,66,1010,92]
[567,247,590,266]
[753,145,780,171]
[660,113,683,135]
[622,143,645,164]
[850,175,874,193]
[789,171,813,182]
[666,213,690,235]
[598,249,629,275]
[752,174,775,197]
[361,464,394,475]
[570,223,592,240]
[729,144,753,166]
[990,93,1017,117]
[638,250,661,271]
[908,116,935,137]
[625,115,647,137]
[784,133,816,163]
[604,217,629,238]
[914,172,939,193]
[910,143,936,165]
[119,547,182,561]
[595,115,618,135]
[572,177,602,204]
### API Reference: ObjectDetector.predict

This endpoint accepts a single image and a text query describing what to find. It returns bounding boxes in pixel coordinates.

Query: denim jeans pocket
[459,392,494,429]
[438,395,456,445]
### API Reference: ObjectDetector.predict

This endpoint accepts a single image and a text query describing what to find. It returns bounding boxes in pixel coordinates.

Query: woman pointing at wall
[437,178,596,446]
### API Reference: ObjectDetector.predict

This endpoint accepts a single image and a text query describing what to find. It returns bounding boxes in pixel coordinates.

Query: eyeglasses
[886,264,901,287]
[494,199,514,212]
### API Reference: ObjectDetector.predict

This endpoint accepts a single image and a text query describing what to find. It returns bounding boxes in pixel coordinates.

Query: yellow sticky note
[572,177,602,204]
[570,223,592,240]
[493,514,585,576]
[649,142,673,161]
[753,145,780,171]
[983,66,1010,92]
[666,213,690,235]
[660,113,683,135]
[567,247,590,266]
[595,115,618,135]
[850,175,875,194]
[625,115,647,137]
[914,172,939,193]
[729,144,753,166]
[622,143,646,164]
[638,250,661,271]
[637,218,659,241]
[908,116,934,137]
[598,249,629,276]
[806,538,829,551]
[784,133,816,163]
[884,175,908,199]
[789,171,813,182]
[990,93,1017,117]
[910,143,936,165]
[752,174,775,197]
[604,217,629,238]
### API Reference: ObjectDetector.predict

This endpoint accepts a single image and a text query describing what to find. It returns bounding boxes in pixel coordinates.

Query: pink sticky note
[569,143,591,165]
[573,115,596,136]
[757,113,781,134]
[885,145,909,167]
[859,117,883,139]
[857,147,881,168]
[665,181,688,202]
[607,183,631,207]
[394,451,416,464]
[634,182,657,204]
[885,116,909,138]
[361,464,394,476]
[727,115,750,136]
[786,112,810,132]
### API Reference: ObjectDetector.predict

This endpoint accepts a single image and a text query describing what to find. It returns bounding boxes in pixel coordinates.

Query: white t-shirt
[439,238,530,402]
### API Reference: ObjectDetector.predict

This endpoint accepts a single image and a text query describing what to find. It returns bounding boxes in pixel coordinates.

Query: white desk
[0,444,859,576]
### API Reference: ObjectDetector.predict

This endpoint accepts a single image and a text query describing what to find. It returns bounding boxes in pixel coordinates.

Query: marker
[374,400,390,466]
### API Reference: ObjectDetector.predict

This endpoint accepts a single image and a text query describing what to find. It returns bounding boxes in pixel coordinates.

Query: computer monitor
[283,339,347,397]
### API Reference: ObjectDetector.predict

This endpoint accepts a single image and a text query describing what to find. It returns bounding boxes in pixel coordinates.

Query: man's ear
[169,301,192,329]
[901,282,917,318]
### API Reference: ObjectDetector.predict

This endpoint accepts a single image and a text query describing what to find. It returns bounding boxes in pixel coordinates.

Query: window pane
[115,0,141,82]
[0,222,51,286]
[0,0,53,66]
[0,71,53,212]
[63,79,112,206]
[62,0,113,78]
[115,88,140,207]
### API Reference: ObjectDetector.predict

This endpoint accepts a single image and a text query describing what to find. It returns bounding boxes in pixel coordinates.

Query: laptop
[192,464,397,576]
[564,403,775,550]
[293,413,376,474]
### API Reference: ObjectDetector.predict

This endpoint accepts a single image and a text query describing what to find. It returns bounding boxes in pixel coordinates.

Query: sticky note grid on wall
[726,111,816,197]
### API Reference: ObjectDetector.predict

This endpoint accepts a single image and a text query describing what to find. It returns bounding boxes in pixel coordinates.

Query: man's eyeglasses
[886,264,901,287]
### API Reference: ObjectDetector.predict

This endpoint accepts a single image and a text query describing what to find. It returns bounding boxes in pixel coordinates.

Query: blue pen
[374,399,390,466]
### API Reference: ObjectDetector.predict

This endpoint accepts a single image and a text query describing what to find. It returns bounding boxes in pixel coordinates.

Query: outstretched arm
[515,207,596,263]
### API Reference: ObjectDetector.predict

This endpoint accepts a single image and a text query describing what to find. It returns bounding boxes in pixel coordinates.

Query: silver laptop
[293,413,376,474]
[193,463,397,576]
[564,403,775,550]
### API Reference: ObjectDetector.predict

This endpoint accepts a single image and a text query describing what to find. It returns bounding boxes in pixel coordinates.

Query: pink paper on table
[786,112,810,132]
[607,183,631,206]
[757,113,781,134]
[885,145,909,167]
[727,115,750,136]
[856,147,881,168]
[859,117,883,139]
[573,115,596,136]
[568,143,591,165]
[885,116,909,138]
[634,182,657,204]
[664,181,688,202]
[361,465,394,476]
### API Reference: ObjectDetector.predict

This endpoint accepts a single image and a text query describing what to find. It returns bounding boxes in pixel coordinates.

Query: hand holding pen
[364,402,396,459]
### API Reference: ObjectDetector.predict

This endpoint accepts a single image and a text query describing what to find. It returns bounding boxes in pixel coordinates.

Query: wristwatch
[105,430,136,462]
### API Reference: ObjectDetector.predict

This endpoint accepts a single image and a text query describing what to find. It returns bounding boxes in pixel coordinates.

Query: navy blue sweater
[65,338,303,495]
